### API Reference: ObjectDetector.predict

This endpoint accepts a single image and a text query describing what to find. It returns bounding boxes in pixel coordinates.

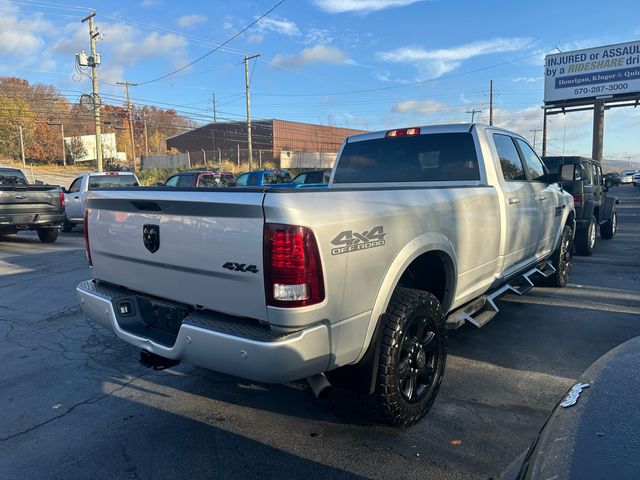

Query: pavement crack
[0,374,147,443]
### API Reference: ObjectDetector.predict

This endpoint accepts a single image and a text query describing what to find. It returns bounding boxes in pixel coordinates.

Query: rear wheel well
[567,211,576,231]
[396,251,452,309]
[328,250,454,395]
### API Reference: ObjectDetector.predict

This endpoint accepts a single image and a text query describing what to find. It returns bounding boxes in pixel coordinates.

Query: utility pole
[489,80,494,126]
[529,128,542,152]
[211,92,217,163]
[466,108,482,123]
[244,54,260,171]
[19,125,25,166]
[82,11,103,172]
[117,81,138,169]
[143,113,149,157]
[61,123,65,167]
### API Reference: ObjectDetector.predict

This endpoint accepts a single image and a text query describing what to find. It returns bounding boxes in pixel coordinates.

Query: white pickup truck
[62,171,140,232]
[77,124,575,426]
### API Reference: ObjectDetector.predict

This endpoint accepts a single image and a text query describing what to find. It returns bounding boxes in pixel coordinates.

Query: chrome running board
[445,261,556,329]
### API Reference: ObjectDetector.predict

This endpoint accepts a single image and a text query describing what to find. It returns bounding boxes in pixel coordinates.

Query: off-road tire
[575,214,597,256]
[363,287,447,427]
[600,211,616,239]
[61,220,74,233]
[37,228,59,243]
[542,225,574,287]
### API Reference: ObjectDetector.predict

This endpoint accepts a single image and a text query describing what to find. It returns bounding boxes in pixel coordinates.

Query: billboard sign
[544,40,640,104]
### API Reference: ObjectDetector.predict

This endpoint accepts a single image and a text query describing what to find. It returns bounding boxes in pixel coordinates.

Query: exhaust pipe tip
[306,373,332,398]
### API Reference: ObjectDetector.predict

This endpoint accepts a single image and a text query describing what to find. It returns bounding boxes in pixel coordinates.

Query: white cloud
[376,70,409,83]
[305,28,334,45]
[513,77,543,83]
[176,14,207,28]
[0,9,52,55]
[272,45,351,68]
[313,0,424,13]
[100,23,189,68]
[379,37,535,78]
[256,16,300,37]
[392,100,451,114]
[246,33,265,44]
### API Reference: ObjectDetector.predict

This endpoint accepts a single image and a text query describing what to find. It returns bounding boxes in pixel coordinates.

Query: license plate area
[112,295,190,347]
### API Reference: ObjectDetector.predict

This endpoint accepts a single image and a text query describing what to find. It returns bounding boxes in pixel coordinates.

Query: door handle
[508,197,520,205]
[536,195,547,201]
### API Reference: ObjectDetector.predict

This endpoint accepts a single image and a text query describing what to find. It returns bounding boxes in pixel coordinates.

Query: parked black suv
[543,156,618,255]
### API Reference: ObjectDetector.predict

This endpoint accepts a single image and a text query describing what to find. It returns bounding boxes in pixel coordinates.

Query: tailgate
[87,189,268,321]
[0,186,61,215]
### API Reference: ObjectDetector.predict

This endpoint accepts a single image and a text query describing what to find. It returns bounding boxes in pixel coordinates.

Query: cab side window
[592,164,600,186]
[247,173,259,186]
[69,178,82,193]
[515,138,547,182]
[494,134,526,181]
[236,173,248,186]
[164,175,179,187]
[581,162,593,186]
[177,174,195,187]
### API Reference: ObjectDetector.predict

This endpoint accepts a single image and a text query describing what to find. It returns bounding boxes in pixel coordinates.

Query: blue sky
[1,0,639,164]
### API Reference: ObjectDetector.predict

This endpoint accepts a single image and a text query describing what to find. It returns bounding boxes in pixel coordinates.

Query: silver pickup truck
[77,124,575,426]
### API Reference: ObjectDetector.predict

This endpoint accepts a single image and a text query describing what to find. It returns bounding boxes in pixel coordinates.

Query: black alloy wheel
[364,287,447,427]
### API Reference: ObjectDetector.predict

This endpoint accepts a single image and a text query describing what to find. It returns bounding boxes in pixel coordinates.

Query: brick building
[166,119,366,167]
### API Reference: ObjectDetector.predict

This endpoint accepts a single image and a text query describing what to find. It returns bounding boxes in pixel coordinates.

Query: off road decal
[330,226,386,255]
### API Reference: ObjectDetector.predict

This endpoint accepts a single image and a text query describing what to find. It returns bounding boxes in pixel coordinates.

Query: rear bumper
[76,280,332,383]
[0,212,64,229]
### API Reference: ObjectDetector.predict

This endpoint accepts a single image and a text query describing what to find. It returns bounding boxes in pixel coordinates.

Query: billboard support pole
[542,109,548,157]
[592,99,605,161]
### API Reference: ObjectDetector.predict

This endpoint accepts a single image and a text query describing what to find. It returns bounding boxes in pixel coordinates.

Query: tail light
[572,194,583,207]
[386,127,420,137]
[83,209,93,266]
[264,224,325,307]
[59,191,65,211]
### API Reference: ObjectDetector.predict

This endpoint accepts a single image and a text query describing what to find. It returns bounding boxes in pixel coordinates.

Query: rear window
[198,174,236,187]
[0,171,27,186]
[88,175,139,190]
[264,172,292,184]
[333,133,480,183]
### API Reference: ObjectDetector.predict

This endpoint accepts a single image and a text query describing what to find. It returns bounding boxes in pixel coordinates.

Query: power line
[134,0,286,85]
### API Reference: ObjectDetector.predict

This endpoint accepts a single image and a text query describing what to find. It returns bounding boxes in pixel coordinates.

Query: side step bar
[445,261,556,329]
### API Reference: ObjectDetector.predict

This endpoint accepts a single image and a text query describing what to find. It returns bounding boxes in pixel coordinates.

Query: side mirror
[604,177,614,188]
[61,187,68,193]
[559,164,578,182]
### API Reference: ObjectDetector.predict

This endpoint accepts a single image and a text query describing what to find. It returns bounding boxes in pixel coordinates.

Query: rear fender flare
[353,233,457,364]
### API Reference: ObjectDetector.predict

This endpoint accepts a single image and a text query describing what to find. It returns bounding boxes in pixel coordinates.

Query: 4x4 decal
[330,226,386,255]
[222,262,259,274]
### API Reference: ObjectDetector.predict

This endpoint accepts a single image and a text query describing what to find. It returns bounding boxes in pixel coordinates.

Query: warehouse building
[165,119,366,168]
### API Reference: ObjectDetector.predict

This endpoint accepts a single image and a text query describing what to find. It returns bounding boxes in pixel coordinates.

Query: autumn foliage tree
[0,76,195,164]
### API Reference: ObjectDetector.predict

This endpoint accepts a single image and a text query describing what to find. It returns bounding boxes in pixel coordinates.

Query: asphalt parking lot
[1,187,639,480]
